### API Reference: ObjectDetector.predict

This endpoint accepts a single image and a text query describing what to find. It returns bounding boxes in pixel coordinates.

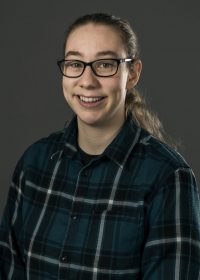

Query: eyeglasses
[57,58,134,78]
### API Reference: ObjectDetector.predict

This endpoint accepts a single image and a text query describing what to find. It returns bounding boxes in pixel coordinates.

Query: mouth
[77,95,106,104]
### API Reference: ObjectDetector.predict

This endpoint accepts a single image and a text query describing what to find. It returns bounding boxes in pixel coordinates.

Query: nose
[78,65,99,89]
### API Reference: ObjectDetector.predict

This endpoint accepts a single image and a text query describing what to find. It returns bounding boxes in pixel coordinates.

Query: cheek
[62,78,68,92]
[109,77,127,99]
[62,79,72,99]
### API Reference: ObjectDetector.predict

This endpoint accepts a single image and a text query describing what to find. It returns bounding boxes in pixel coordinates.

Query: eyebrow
[64,50,119,58]
[65,51,82,58]
[96,51,119,57]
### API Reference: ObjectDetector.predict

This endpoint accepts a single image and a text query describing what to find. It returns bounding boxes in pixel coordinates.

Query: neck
[77,118,125,155]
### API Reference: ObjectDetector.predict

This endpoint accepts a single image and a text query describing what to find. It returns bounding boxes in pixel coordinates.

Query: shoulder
[16,128,66,171]
[137,128,189,169]
[128,128,194,187]
[12,117,78,176]
[126,128,200,205]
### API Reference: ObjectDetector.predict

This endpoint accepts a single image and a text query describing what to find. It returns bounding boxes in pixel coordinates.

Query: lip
[75,94,106,108]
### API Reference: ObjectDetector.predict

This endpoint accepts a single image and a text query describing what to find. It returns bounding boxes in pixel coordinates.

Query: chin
[77,114,105,127]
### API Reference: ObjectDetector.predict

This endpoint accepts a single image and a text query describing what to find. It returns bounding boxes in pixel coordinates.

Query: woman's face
[62,23,140,129]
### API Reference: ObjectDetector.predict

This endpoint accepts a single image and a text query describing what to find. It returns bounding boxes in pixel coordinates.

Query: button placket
[59,164,92,271]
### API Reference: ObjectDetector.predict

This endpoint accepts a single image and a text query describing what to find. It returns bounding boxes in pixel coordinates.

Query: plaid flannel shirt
[0,117,200,279]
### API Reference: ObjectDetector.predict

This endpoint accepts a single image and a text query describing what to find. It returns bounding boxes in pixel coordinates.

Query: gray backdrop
[0,0,199,218]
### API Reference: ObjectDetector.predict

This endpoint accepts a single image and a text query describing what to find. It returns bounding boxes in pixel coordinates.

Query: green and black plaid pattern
[0,117,200,279]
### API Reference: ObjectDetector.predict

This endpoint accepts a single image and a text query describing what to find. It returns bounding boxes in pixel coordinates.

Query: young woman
[0,13,199,279]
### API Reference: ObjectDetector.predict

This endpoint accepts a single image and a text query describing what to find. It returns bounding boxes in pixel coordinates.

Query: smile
[78,96,105,103]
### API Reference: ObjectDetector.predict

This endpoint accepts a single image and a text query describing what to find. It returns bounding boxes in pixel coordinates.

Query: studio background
[0,0,199,218]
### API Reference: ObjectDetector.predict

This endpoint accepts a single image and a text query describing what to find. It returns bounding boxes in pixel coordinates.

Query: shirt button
[72,215,77,220]
[61,256,67,262]
[83,170,89,177]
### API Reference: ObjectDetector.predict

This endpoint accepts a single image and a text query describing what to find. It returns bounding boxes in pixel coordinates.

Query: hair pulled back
[63,13,174,147]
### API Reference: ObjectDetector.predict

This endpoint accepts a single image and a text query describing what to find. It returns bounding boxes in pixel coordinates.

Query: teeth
[79,96,103,103]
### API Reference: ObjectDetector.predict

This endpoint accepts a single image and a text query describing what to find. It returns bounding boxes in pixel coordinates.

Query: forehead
[65,23,126,58]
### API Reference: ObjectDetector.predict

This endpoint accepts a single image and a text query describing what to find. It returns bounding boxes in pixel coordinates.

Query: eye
[65,61,83,68]
[97,61,115,68]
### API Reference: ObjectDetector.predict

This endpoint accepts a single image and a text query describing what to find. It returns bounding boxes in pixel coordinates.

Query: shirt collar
[62,116,79,158]
[103,117,141,167]
[61,116,141,166]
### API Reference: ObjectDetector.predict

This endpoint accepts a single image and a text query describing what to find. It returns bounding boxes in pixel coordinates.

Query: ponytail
[125,89,176,148]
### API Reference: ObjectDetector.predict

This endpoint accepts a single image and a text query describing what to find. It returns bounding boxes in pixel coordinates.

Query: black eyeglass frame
[57,58,134,78]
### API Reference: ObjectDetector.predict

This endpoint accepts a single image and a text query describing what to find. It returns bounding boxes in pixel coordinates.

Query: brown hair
[63,13,175,147]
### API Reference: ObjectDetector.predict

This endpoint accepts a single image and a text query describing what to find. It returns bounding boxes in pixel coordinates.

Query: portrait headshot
[0,1,200,279]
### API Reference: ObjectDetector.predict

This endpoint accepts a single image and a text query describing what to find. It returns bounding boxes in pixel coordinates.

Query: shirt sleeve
[141,167,200,280]
[0,159,26,279]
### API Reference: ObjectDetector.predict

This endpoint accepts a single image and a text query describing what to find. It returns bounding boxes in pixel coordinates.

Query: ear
[126,60,142,90]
